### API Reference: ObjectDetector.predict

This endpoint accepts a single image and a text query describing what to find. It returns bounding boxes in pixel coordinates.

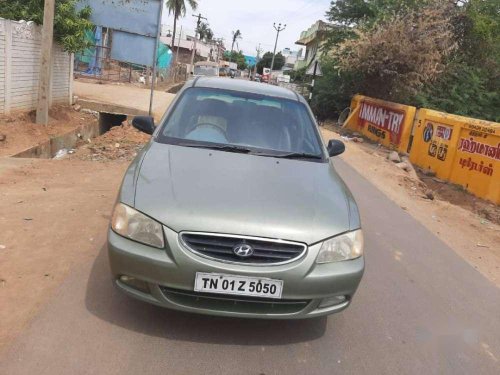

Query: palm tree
[198,22,213,42]
[229,29,242,62]
[166,0,198,48]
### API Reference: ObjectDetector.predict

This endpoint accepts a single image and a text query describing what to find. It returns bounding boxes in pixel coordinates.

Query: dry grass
[335,1,457,101]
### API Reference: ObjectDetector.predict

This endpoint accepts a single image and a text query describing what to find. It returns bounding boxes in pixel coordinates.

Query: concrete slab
[74,81,177,121]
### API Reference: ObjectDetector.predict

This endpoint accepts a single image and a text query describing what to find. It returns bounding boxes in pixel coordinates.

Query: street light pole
[269,22,286,79]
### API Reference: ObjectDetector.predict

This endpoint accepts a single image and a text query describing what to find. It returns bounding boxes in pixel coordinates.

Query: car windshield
[157,87,323,158]
[193,66,219,76]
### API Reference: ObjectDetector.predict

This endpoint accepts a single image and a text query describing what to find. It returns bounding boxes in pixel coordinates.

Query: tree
[256,52,285,73]
[415,0,500,121]
[224,50,247,70]
[166,0,198,48]
[198,21,213,42]
[288,66,307,82]
[335,2,456,102]
[0,0,93,52]
[313,0,500,122]
[323,0,433,50]
[229,29,242,62]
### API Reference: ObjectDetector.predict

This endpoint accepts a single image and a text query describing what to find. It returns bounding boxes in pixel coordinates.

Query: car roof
[187,77,301,102]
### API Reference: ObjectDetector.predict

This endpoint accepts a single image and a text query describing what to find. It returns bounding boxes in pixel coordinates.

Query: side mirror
[327,139,345,157]
[132,116,155,135]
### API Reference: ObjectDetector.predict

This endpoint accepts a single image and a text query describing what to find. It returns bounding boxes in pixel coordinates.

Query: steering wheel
[186,122,228,143]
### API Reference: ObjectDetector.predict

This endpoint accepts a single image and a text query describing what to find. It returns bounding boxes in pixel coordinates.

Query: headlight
[316,229,363,263]
[111,203,164,248]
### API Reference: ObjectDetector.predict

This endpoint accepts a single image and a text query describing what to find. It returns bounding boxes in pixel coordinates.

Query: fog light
[119,275,150,293]
[319,295,347,308]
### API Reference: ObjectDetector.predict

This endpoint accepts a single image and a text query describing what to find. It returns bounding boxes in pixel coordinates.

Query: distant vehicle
[277,74,291,83]
[108,77,364,319]
[192,61,219,78]
[261,68,271,83]
[219,67,230,77]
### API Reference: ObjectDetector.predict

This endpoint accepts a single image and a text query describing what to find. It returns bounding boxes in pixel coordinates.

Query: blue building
[244,55,257,67]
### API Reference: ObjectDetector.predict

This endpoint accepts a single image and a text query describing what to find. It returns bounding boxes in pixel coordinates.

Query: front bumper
[107,227,364,319]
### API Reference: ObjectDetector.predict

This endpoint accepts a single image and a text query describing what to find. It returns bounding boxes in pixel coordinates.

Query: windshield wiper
[258,152,323,160]
[177,142,252,154]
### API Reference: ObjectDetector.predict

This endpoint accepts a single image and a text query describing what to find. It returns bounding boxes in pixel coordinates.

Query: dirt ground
[0,116,148,350]
[0,158,129,350]
[0,106,97,157]
[70,122,151,161]
[320,124,500,287]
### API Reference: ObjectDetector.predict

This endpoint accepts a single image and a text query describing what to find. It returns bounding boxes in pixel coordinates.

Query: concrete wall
[0,19,73,115]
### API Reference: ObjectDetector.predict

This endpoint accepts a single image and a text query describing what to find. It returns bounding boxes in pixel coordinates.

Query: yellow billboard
[344,95,416,153]
[410,109,499,204]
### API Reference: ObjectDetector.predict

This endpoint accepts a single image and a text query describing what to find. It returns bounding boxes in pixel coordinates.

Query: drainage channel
[13,112,129,159]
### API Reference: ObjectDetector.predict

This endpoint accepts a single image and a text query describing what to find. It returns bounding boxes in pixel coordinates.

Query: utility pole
[174,25,182,64]
[213,37,224,63]
[148,0,164,117]
[36,0,55,125]
[253,43,262,79]
[269,22,286,80]
[189,13,207,73]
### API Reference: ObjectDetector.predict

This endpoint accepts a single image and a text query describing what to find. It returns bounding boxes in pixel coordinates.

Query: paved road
[1,159,499,374]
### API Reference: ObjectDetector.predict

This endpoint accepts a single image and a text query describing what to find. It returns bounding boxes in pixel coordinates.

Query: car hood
[132,142,353,245]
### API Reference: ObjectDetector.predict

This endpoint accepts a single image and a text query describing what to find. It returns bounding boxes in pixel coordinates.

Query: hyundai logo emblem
[233,243,254,258]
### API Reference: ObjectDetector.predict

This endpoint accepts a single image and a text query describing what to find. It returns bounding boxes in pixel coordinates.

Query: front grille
[180,232,307,265]
[160,287,310,315]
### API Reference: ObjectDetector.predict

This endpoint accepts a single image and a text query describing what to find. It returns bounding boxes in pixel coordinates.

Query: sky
[161,0,332,56]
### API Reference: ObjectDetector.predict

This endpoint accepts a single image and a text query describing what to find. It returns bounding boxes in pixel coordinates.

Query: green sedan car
[108,77,364,319]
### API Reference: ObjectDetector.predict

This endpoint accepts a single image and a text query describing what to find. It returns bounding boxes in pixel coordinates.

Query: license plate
[194,272,283,299]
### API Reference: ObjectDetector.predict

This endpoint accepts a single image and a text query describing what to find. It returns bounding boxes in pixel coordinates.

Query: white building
[161,25,219,61]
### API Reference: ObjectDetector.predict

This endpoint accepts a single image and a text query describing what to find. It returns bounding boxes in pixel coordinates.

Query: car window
[158,87,323,157]
[193,66,219,76]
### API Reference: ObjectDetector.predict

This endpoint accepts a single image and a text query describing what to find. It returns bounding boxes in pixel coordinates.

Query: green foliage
[315,0,500,122]
[0,0,93,53]
[232,29,242,44]
[256,52,285,74]
[288,66,307,82]
[414,62,500,122]
[198,22,214,42]
[224,50,247,70]
[229,29,242,59]
[326,0,432,26]
[325,0,375,26]
[324,0,433,48]
[166,0,198,17]
[166,0,198,49]
[413,0,500,122]
[310,57,364,120]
